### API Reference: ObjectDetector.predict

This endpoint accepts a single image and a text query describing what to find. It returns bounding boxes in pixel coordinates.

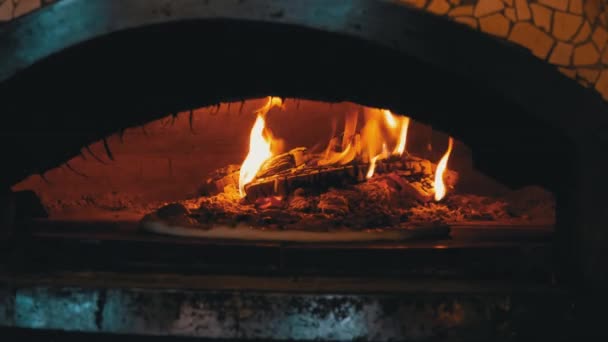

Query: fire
[366,155,381,179]
[383,109,397,129]
[393,116,410,156]
[238,97,283,197]
[433,137,454,201]
[318,108,410,178]
[366,143,388,179]
[361,108,410,178]
[318,111,358,166]
[239,101,414,194]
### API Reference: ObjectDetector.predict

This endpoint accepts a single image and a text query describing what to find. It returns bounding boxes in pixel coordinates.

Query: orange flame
[383,109,397,129]
[317,108,410,178]
[362,109,409,178]
[238,97,283,197]
[366,143,388,179]
[393,116,410,156]
[318,111,358,166]
[434,137,454,201]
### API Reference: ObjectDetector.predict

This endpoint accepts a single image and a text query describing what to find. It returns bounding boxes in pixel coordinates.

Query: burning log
[256,147,306,179]
[198,148,308,197]
[198,164,240,196]
[244,153,450,202]
[377,171,435,203]
[197,149,458,205]
[244,164,364,201]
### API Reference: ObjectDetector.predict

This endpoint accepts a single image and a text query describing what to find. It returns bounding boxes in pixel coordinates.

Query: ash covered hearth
[1,0,608,341]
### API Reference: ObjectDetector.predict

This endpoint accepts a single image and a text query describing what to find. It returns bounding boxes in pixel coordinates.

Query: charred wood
[198,164,240,196]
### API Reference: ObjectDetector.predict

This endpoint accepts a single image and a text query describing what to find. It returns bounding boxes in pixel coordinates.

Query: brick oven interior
[1,0,608,341]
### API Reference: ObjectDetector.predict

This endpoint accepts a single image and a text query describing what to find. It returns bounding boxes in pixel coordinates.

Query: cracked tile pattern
[399,0,608,100]
[1,0,608,100]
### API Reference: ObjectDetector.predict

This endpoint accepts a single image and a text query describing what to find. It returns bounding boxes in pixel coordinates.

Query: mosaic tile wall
[1,0,608,100]
[400,0,608,100]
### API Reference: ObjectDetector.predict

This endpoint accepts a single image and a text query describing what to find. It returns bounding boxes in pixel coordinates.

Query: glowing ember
[434,137,454,201]
[255,196,283,210]
[238,97,283,197]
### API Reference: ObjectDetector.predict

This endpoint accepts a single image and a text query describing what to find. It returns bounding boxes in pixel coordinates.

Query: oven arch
[0,0,606,292]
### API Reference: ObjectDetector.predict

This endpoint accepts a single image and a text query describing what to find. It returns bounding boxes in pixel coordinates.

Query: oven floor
[2,215,555,281]
[21,209,554,245]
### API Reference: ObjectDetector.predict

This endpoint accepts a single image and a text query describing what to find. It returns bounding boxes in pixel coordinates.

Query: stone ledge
[0,280,573,341]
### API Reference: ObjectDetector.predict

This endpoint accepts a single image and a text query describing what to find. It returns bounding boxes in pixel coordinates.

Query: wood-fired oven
[1,0,607,340]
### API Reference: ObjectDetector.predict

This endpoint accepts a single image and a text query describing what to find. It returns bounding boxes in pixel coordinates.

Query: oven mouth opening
[0,16,573,281]
[7,97,555,279]
[13,96,556,234]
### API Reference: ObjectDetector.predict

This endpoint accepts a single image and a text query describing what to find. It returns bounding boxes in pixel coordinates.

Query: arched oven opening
[2,18,563,269]
[0,0,607,340]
